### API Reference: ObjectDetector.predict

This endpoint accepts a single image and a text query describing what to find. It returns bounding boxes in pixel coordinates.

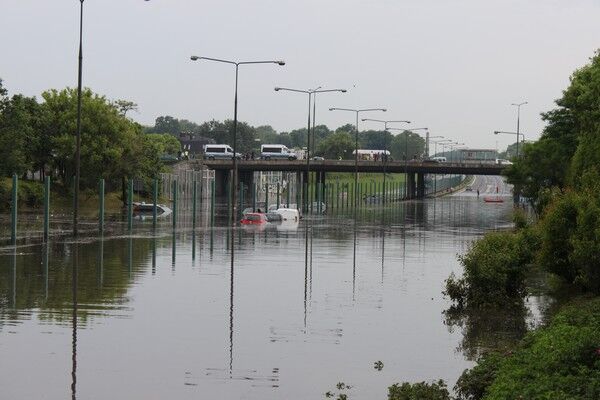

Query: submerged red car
[240,213,267,225]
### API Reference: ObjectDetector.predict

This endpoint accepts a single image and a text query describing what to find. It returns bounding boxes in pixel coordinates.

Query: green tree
[41,88,160,190]
[316,131,354,160]
[0,93,42,177]
[390,131,426,160]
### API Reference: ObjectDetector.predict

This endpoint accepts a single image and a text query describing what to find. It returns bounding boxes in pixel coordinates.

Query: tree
[0,93,42,177]
[113,99,138,117]
[316,131,354,160]
[41,88,162,190]
[390,131,426,160]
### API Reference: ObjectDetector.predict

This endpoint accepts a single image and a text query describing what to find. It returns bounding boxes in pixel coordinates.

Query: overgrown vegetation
[0,80,178,196]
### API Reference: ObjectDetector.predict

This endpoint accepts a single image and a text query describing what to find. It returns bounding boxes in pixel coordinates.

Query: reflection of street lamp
[361,119,410,205]
[329,107,387,209]
[275,87,346,212]
[191,56,285,225]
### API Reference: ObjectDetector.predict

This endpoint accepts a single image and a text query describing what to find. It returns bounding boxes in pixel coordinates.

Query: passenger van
[260,144,298,160]
[204,144,235,160]
[430,156,447,163]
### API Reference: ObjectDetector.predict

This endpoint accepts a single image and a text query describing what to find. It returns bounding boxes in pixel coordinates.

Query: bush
[537,174,600,292]
[482,297,600,400]
[454,353,504,400]
[388,380,451,400]
[0,178,44,210]
[444,228,538,309]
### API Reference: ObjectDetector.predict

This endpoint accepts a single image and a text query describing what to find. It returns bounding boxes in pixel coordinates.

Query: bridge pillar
[417,173,425,199]
[302,170,308,212]
[407,173,416,199]
[213,169,230,197]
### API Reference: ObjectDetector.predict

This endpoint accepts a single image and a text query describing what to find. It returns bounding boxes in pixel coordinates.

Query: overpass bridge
[192,159,506,199]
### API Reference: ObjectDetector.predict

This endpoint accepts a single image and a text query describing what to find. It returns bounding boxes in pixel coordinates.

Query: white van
[431,156,447,163]
[261,144,298,160]
[204,144,235,160]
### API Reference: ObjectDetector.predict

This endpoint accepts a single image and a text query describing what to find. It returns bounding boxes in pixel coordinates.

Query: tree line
[0,80,180,192]
[146,116,427,160]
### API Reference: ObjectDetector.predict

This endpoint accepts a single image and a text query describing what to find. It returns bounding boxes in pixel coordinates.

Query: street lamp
[73,0,152,236]
[361,119,410,205]
[427,135,444,158]
[511,101,527,158]
[494,130,525,158]
[275,87,347,212]
[191,56,285,226]
[329,107,387,209]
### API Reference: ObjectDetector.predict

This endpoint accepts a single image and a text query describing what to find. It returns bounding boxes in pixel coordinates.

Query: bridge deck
[196,159,506,175]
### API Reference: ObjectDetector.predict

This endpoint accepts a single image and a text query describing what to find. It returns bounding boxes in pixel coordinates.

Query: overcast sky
[1,0,599,150]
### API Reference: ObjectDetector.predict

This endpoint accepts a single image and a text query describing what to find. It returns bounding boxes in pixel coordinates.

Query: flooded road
[0,181,532,399]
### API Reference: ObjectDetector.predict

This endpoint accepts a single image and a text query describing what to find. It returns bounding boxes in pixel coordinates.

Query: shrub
[482,297,600,400]
[0,178,44,210]
[388,380,451,400]
[454,353,504,400]
[444,228,538,309]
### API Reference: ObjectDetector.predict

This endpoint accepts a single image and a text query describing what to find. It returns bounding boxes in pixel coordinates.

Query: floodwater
[0,176,542,399]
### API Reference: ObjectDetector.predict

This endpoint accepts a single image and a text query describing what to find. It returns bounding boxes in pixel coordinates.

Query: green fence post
[11,174,18,246]
[252,182,256,212]
[276,182,280,210]
[264,182,268,212]
[238,183,243,221]
[99,179,105,234]
[172,179,178,230]
[210,179,215,227]
[128,178,133,231]
[43,176,50,242]
[286,181,290,207]
[152,178,158,230]
[192,180,197,230]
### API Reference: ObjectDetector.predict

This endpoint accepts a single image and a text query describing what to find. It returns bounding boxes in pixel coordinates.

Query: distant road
[453,175,512,197]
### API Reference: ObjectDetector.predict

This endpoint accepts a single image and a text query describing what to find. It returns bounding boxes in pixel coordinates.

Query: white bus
[203,144,235,160]
[260,144,298,160]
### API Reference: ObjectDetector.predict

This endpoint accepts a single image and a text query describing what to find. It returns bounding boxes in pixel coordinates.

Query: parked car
[240,213,267,225]
[311,156,325,161]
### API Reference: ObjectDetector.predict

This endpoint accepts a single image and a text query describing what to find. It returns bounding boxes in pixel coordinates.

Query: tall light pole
[511,101,527,158]
[427,136,444,158]
[494,130,525,158]
[361,119,410,205]
[73,0,152,237]
[191,56,285,226]
[329,108,387,209]
[275,87,346,212]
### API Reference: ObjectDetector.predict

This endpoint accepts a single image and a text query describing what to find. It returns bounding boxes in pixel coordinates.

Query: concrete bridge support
[417,173,425,199]
[315,171,326,203]
[407,173,416,199]
[214,169,230,197]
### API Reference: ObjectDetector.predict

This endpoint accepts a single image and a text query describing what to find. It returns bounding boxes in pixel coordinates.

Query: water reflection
[1,194,538,399]
[71,243,78,400]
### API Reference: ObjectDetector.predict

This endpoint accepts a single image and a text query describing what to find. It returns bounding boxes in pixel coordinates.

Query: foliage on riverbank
[0,80,178,192]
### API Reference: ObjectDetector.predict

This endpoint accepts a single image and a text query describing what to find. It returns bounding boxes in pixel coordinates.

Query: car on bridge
[203,144,239,160]
[261,144,298,160]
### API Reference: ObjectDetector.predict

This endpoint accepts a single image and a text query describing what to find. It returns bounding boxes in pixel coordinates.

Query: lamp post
[275,87,346,212]
[329,108,387,209]
[427,136,444,158]
[191,56,285,226]
[388,127,428,199]
[511,101,527,158]
[361,119,410,205]
[494,130,525,158]
[73,0,152,236]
